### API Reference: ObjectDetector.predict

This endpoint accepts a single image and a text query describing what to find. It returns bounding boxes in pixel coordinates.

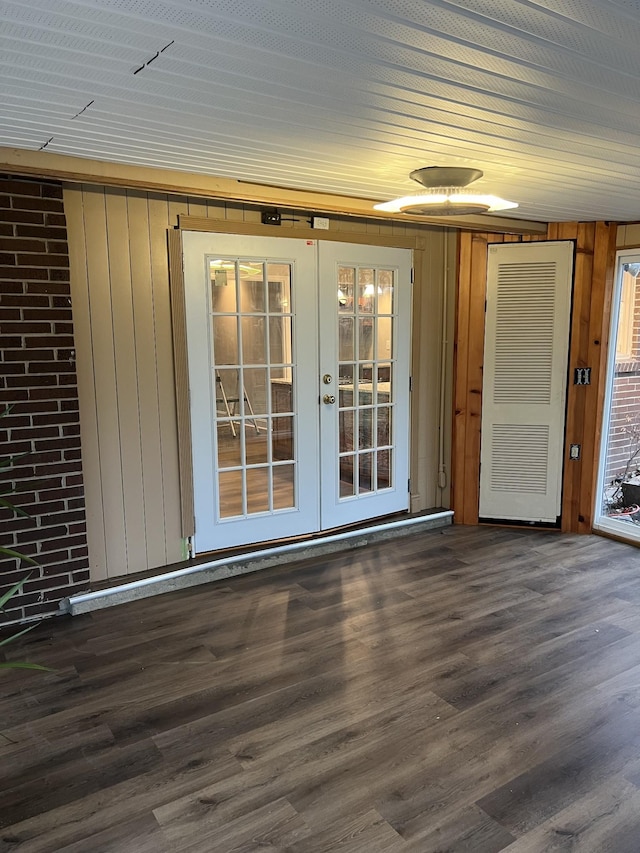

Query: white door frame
[182,230,413,552]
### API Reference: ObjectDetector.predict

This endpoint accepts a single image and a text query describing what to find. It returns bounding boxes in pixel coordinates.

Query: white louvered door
[479,242,574,523]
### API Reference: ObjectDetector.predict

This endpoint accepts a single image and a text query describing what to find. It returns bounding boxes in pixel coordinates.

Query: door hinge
[409,375,413,392]
[410,267,414,284]
[408,478,411,492]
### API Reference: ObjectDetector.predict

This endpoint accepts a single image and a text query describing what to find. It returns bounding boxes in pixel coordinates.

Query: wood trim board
[1,146,548,235]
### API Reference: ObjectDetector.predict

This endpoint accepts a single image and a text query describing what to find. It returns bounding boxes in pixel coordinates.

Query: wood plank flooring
[2,525,640,851]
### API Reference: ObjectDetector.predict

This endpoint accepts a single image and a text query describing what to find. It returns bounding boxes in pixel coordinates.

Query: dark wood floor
[3,525,640,851]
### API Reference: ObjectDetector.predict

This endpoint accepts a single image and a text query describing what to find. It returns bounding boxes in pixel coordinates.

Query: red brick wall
[0,175,89,623]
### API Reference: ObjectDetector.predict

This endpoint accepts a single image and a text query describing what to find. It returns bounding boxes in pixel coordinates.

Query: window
[595,254,640,542]
[616,267,637,360]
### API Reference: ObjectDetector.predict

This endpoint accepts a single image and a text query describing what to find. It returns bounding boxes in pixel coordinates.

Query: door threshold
[63,509,453,615]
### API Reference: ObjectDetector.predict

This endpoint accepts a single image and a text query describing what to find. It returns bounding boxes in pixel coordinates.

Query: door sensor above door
[261,209,281,225]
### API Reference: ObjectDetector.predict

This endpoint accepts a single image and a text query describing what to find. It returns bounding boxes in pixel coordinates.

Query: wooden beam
[177,216,419,247]
[0,146,548,236]
[561,223,588,533]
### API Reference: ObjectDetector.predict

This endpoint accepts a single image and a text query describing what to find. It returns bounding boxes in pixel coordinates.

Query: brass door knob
[323,394,336,404]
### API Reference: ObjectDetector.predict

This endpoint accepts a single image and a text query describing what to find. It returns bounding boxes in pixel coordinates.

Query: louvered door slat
[479,242,573,523]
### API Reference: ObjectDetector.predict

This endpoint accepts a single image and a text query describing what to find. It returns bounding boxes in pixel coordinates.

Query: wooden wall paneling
[225,202,244,222]
[521,233,549,242]
[206,199,226,219]
[103,188,147,574]
[557,222,579,241]
[574,223,597,528]
[242,205,262,224]
[167,228,195,539]
[441,230,458,510]
[126,191,168,571]
[579,222,617,533]
[616,223,640,248]
[463,233,500,524]
[452,232,471,521]
[82,186,128,578]
[177,216,417,248]
[411,230,455,510]
[64,186,109,581]
[409,238,430,510]
[561,223,591,532]
[148,196,183,563]
[376,220,395,237]
[186,198,208,217]
[419,231,444,510]
[168,196,189,224]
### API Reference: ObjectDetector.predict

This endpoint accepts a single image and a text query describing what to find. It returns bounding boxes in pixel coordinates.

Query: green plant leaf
[0,623,36,646]
[0,548,38,567]
[0,496,30,517]
[0,453,28,469]
[0,406,52,675]
[0,575,31,610]
[0,661,52,671]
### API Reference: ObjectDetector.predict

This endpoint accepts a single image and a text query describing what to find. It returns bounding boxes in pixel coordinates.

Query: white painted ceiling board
[4,0,640,221]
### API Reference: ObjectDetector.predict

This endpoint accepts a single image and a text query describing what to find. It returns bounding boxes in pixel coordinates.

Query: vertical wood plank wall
[64,185,454,581]
[453,222,617,532]
[617,224,640,249]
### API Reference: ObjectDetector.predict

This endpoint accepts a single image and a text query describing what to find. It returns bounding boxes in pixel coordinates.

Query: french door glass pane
[273,465,295,509]
[337,264,396,498]
[377,450,391,489]
[340,459,355,497]
[217,422,241,468]
[210,257,295,519]
[246,467,270,513]
[210,261,238,312]
[218,470,243,517]
[212,316,238,364]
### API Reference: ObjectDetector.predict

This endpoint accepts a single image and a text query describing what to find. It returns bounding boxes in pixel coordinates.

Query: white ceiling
[4,0,640,223]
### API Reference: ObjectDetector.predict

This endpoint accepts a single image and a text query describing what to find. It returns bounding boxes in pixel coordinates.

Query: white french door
[319,242,412,529]
[183,231,411,552]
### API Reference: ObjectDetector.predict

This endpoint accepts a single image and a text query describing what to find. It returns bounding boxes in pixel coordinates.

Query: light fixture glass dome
[374,167,518,216]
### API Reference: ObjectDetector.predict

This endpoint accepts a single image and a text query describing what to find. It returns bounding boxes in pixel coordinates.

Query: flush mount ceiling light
[373,167,518,216]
